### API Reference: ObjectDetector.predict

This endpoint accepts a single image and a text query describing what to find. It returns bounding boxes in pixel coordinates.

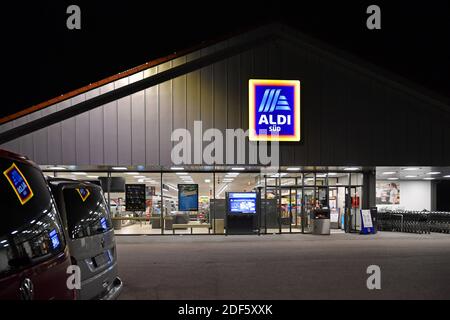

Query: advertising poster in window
[376,181,400,205]
[178,184,199,211]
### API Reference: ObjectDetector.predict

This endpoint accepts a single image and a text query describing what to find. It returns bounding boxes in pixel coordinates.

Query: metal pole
[213,171,216,234]
[264,175,268,234]
[160,170,164,235]
[107,171,112,216]
[278,172,281,234]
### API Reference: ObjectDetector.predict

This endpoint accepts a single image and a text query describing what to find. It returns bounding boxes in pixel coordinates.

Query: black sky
[1,1,449,118]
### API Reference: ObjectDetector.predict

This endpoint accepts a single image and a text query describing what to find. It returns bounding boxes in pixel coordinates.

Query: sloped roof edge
[1,23,449,126]
[0,25,259,126]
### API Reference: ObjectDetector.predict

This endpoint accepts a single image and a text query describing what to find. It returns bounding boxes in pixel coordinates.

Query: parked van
[48,178,122,300]
[0,150,74,300]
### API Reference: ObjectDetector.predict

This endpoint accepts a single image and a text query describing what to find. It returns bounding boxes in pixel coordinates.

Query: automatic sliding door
[302,188,315,234]
[291,188,302,233]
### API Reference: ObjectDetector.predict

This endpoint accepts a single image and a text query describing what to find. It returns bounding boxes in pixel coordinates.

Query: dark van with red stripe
[0,149,74,300]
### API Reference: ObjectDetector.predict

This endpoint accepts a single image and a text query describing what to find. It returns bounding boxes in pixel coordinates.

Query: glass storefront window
[163,172,213,235]
[304,173,315,186]
[40,168,366,236]
[215,172,260,234]
[315,173,327,186]
[108,172,161,235]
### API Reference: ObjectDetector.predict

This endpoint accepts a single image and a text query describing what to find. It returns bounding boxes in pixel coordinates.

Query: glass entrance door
[280,187,302,234]
[290,187,302,233]
[302,188,315,234]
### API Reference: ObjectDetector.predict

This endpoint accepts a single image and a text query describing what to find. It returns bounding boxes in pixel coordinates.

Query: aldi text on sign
[249,79,301,142]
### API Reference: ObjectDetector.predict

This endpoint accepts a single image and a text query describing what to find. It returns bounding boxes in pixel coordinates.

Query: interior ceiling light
[204,179,211,183]
[405,175,417,178]
[216,184,229,197]
[72,172,87,175]
[424,177,435,180]
[166,184,178,191]
[344,167,359,171]
[444,175,450,178]
[328,173,337,176]
[112,167,127,170]
[125,172,139,175]
[387,178,399,181]
[286,168,301,171]
[231,167,245,171]
[134,176,146,179]
[403,168,420,171]
[427,172,441,175]
[176,172,188,175]
[382,172,396,175]
[270,173,288,178]
[171,167,184,171]
[48,166,66,170]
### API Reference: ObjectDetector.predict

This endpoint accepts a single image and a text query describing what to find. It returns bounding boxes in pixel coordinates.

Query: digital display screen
[228,193,257,214]
[3,163,34,205]
[49,229,60,249]
[100,217,107,230]
[125,184,146,211]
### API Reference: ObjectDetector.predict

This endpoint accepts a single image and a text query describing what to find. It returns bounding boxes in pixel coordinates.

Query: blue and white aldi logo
[249,79,301,142]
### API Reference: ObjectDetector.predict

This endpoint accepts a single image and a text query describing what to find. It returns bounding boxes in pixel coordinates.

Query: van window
[0,159,65,277]
[63,187,112,239]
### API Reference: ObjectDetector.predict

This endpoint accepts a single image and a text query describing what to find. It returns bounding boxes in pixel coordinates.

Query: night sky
[1,1,449,119]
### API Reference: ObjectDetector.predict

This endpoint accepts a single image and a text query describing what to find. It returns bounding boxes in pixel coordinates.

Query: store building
[1,24,449,235]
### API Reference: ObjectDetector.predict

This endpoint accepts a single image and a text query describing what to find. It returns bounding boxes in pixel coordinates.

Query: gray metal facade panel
[74,94,89,165]
[102,82,118,166]
[144,67,159,166]
[30,111,47,165]
[61,99,76,164]
[0,122,15,154]
[117,96,132,166]
[172,57,187,131]
[213,59,228,164]
[186,52,201,164]
[158,62,173,167]
[13,116,31,159]
[48,103,63,165]
[200,65,214,164]
[130,72,146,165]
[116,77,131,165]
[87,88,104,165]
[172,57,188,165]
[226,56,241,130]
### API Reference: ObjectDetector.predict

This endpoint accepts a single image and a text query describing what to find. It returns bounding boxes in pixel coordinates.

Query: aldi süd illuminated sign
[249,79,300,142]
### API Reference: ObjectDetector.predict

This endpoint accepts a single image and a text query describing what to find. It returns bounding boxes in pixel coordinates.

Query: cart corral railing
[377,211,450,234]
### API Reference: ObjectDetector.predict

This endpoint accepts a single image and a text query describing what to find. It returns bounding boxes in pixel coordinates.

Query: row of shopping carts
[377,211,450,234]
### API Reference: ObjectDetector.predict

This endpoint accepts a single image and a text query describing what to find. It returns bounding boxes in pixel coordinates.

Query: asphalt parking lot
[115,232,450,300]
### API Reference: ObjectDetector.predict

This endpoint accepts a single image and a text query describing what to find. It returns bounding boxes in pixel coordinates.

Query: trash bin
[113,219,122,230]
[164,216,173,230]
[151,216,161,229]
[312,209,331,235]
